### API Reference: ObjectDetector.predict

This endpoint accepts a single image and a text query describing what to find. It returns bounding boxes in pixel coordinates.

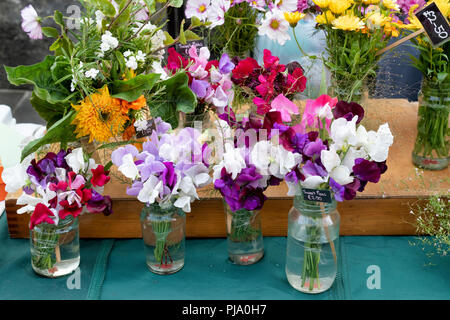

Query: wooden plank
[6,196,419,238]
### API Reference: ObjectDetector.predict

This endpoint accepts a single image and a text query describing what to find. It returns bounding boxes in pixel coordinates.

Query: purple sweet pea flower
[162,162,177,190]
[239,187,266,211]
[190,78,210,98]
[37,158,55,175]
[303,138,327,158]
[127,181,144,197]
[303,160,328,177]
[236,166,263,188]
[111,145,139,167]
[353,158,381,183]
[291,133,309,154]
[219,53,235,74]
[86,190,113,216]
[329,178,345,202]
[343,179,361,201]
[332,101,365,124]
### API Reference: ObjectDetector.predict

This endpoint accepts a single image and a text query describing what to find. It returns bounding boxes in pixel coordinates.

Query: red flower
[30,203,55,230]
[232,57,259,81]
[59,200,83,220]
[263,49,279,70]
[166,47,189,73]
[48,181,68,192]
[77,186,92,203]
[91,165,111,188]
[286,67,307,94]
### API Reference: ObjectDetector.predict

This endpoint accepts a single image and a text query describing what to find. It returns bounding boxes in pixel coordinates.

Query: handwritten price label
[136,119,157,139]
[415,2,450,47]
[301,188,332,204]
[175,40,206,58]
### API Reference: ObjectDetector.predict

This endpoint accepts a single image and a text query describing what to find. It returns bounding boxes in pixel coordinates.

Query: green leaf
[4,56,72,105]
[54,10,64,27]
[437,72,448,83]
[163,31,175,46]
[97,140,142,150]
[184,30,202,41]
[49,38,63,51]
[143,0,156,14]
[179,19,186,45]
[190,16,203,27]
[112,73,161,101]
[42,27,59,38]
[96,0,117,17]
[169,0,184,8]
[21,110,77,161]
[149,72,197,128]
[30,92,67,128]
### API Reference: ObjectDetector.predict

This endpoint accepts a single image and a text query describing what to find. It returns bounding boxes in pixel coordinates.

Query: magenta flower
[270,94,299,122]
[301,94,338,132]
[21,5,43,40]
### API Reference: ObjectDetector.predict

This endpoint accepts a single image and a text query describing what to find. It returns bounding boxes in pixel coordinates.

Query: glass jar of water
[30,215,80,278]
[140,203,186,275]
[285,194,340,294]
[224,203,264,265]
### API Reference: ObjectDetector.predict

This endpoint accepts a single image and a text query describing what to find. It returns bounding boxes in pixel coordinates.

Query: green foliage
[112,73,160,101]
[410,194,450,257]
[148,72,197,128]
[21,111,78,161]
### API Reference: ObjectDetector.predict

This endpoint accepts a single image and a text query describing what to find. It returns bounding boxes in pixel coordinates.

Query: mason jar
[412,80,449,170]
[224,202,264,265]
[30,215,80,278]
[285,194,340,294]
[140,203,186,275]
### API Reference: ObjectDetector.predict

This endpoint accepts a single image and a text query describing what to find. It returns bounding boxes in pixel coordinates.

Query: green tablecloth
[1,214,449,300]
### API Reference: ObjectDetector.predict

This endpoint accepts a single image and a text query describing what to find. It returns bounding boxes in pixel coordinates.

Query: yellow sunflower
[71,86,127,143]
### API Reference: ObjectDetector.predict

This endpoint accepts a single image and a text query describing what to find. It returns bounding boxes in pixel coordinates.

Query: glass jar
[224,203,264,265]
[412,80,449,170]
[140,203,186,275]
[285,195,340,294]
[30,216,80,278]
[177,111,213,131]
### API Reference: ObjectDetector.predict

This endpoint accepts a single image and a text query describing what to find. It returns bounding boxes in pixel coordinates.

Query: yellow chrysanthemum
[284,11,306,27]
[366,11,389,27]
[383,0,400,11]
[316,11,336,24]
[329,0,353,14]
[431,0,450,17]
[332,15,365,30]
[313,0,331,8]
[362,0,381,4]
[404,4,423,30]
[71,86,127,143]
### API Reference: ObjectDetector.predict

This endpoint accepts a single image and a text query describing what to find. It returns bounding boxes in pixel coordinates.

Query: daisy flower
[332,15,365,31]
[258,10,291,45]
[21,5,43,40]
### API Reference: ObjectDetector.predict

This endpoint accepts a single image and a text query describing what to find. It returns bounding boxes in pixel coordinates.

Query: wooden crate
[5,99,450,238]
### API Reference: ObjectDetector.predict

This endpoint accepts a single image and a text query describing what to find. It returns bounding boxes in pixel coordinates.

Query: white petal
[321,149,341,172]
[330,165,354,185]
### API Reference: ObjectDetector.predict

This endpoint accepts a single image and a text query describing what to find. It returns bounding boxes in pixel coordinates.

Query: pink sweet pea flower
[270,94,299,122]
[301,94,338,132]
[29,203,55,230]
[21,5,43,40]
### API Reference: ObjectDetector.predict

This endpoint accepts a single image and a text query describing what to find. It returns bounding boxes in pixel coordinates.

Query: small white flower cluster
[123,50,146,70]
[70,61,100,92]
[132,22,166,58]
[99,31,119,57]
[134,119,148,132]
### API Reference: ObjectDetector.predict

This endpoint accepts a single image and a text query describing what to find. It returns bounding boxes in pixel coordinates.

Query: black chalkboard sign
[136,119,157,139]
[175,40,206,58]
[301,188,332,204]
[415,2,450,47]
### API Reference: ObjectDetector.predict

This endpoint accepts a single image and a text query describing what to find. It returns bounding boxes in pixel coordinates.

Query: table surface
[1,213,449,300]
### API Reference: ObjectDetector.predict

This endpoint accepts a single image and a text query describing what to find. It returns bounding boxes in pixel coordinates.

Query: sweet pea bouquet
[231,49,307,115]
[5,0,202,161]
[284,95,394,201]
[163,45,235,121]
[1,148,112,273]
[111,117,211,213]
[313,0,404,102]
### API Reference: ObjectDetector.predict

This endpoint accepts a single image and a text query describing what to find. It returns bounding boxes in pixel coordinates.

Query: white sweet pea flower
[65,148,86,173]
[16,186,56,215]
[317,103,333,120]
[138,175,163,204]
[330,116,358,150]
[365,123,394,162]
[1,154,33,193]
[329,165,354,185]
[118,153,140,180]
[321,148,341,173]
[174,196,192,213]
[222,144,246,179]
[301,175,328,189]
[341,147,368,171]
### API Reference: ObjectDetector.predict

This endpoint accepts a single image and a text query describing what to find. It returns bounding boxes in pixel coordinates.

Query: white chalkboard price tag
[415,2,450,47]
[301,188,332,203]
